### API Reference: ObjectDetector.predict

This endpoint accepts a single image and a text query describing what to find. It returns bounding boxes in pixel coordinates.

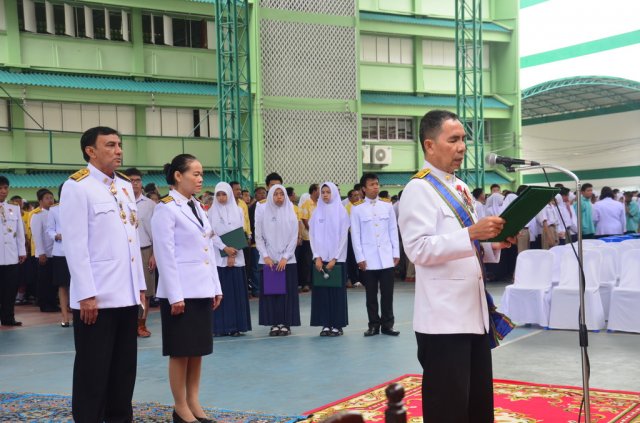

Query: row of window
[362,117,414,141]
[12,0,215,48]
[360,36,490,69]
[0,100,219,138]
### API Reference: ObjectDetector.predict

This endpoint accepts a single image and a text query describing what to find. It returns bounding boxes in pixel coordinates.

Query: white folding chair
[597,246,618,319]
[607,249,640,333]
[501,250,554,327]
[548,249,606,330]
[582,239,606,246]
[549,245,570,285]
[607,242,626,281]
[622,239,640,249]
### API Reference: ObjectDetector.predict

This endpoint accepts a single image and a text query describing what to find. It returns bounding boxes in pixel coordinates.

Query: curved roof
[521,76,640,125]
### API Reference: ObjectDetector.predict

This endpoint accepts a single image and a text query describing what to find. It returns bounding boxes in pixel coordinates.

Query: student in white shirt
[593,186,626,236]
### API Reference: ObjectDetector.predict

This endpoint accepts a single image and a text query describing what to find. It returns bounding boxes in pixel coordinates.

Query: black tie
[187,200,203,226]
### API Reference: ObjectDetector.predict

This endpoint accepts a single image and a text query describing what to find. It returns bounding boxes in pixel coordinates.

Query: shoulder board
[161,196,174,204]
[259,199,267,204]
[32,207,42,214]
[411,168,431,180]
[115,171,130,182]
[352,200,364,206]
[380,197,391,203]
[69,168,90,182]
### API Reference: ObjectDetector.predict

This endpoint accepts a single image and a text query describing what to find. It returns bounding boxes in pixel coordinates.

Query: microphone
[485,153,540,167]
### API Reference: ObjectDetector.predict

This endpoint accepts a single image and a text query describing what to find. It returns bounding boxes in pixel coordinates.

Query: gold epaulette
[411,168,431,179]
[32,207,42,214]
[352,200,364,206]
[69,168,89,182]
[259,199,267,204]
[161,196,174,204]
[115,171,130,182]
[380,197,391,203]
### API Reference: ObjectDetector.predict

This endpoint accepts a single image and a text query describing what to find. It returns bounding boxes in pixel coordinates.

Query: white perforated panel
[262,109,358,185]
[259,0,356,17]
[260,19,357,100]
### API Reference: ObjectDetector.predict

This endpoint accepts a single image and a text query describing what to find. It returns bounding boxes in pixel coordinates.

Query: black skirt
[310,263,349,328]
[258,263,301,327]
[51,256,71,288]
[213,266,252,335]
[160,298,213,357]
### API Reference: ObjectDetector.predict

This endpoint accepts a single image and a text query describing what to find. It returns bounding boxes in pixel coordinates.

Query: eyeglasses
[130,179,142,184]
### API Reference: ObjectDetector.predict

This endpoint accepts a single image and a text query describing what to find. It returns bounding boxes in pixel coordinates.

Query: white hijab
[485,193,505,216]
[310,182,350,261]
[208,182,244,236]
[260,184,298,259]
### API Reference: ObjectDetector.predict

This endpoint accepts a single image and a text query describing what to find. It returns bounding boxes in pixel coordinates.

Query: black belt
[140,245,152,250]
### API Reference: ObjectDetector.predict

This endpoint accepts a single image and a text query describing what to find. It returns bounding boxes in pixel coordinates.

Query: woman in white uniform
[208,182,252,337]
[152,154,223,423]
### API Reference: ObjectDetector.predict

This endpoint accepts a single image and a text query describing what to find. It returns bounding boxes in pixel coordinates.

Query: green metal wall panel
[360,65,415,92]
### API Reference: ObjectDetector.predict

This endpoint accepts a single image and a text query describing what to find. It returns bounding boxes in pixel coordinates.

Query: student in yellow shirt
[300,184,319,292]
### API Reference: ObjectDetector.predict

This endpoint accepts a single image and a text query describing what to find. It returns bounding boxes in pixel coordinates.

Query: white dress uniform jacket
[593,197,626,235]
[31,208,54,257]
[398,161,500,335]
[46,204,65,257]
[151,190,222,305]
[135,194,155,248]
[350,197,400,270]
[60,164,146,309]
[555,195,578,236]
[0,201,26,265]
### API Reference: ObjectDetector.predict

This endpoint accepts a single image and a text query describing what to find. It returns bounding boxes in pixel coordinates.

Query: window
[422,40,490,69]
[23,101,135,134]
[0,100,10,130]
[360,35,413,64]
[0,0,6,31]
[142,13,165,45]
[173,17,206,48]
[145,107,218,138]
[362,116,414,141]
[142,13,212,48]
[52,3,65,35]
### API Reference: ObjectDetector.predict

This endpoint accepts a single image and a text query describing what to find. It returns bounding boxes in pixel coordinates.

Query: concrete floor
[1,282,638,416]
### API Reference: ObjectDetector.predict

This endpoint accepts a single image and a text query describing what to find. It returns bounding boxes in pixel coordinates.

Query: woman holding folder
[309,182,350,336]
[208,182,252,337]
[255,184,301,336]
[152,154,223,423]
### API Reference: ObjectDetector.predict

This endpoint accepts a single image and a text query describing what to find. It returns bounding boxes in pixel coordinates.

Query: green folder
[485,186,560,242]
[219,226,249,257]
[312,263,343,288]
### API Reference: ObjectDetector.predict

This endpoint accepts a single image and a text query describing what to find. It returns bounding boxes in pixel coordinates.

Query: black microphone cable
[542,168,590,423]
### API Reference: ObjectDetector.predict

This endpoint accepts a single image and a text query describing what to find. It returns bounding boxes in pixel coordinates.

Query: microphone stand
[506,163,590,422]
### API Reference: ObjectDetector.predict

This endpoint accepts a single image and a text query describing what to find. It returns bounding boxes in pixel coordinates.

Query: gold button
[205,260,209,265]
[202,233,206,237]
[128,238,132,243]
[131,257,135,262]
[204,247,208,252]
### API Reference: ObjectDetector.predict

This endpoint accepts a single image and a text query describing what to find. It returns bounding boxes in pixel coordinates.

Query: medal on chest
[456,184,475,214]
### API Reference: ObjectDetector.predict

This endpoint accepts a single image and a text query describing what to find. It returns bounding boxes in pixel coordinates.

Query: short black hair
[308,184,319,195]
[241,189,249,194]
[0,175,9,187]
[286,187,295,197]
[353,183,362,191]
[80,126,119,162]
[10,195,22,202]
[37,188,53,201]
[144,182,158,193]
[57,183,64,200]
[230,181,240,188]
[254,186,266,194]
[347,189,358,198]
[418,110,460,153]
[163,154,197,185]
[265,172,283,186]
[472,188,484,199]
[124,168,142,178]
[559,187,570,196]
[490,184,500,190]
[554,183,565,188]
[600,186,614,200]
[359,173,378,188]
[581,183,593,192]
[379,190,389,199]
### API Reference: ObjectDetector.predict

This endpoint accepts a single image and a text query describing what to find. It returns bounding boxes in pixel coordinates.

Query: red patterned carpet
[303,375,640,422]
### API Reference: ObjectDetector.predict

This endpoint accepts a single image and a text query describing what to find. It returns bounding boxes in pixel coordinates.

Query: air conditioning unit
[362,145,371,164]
[371,146,392,165]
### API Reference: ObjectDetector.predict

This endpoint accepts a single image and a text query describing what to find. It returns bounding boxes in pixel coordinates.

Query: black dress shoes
[363,327,380,337]
[195,417,214,423]
[1,320,22,327]
[381,327,400,336]
[172,410,198,423]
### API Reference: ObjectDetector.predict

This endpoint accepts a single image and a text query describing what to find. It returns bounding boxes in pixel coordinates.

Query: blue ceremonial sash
[419,171,515,349]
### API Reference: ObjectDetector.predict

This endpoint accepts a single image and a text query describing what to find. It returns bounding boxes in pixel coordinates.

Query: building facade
[0,0,520,198]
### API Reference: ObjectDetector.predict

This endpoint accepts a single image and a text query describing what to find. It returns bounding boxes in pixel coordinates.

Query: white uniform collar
[135,193,148,204]
[88,163,115,187]
[170,189,194,206]
[423,160,457,187]
[364,196,379,204]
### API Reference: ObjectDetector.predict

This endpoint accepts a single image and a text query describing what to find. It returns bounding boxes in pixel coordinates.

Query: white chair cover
[549,245,570,285]
[582,239,606,246]
[548,249,606,330]
[501,250,554,327]
[607,249,640,333]
[607,242,626,280]
[597,246,618,319]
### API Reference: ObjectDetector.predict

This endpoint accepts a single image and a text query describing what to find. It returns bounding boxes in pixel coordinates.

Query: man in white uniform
[398,110,514,423]
[0,176,27,326]
[124,167,157,338]
[60,127,146,422]
[351,173,400,337]
[30,189,57,312]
